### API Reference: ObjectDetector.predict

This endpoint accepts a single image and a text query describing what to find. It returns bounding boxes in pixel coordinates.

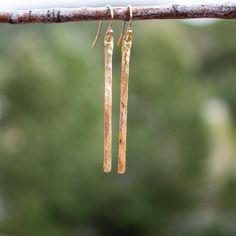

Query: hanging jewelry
[118,5,133,174]
[93,6,114,173]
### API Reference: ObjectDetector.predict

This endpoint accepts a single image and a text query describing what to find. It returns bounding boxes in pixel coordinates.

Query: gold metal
[103,24,113,173]
[92,6,113,172]
[92,5,113,48]
[117,5,132,47]
[101,6,114,173]
[92,20,104,48]
[117,21,126,47]
[118,6,133,174]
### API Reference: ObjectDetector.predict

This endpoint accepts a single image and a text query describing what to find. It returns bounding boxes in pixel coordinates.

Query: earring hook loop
[117,5,133,47]
[128,5,133,28]
[92,5,114,48]
[107,5,114,29]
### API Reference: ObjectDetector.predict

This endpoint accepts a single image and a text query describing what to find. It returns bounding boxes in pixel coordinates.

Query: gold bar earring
[118,6,133,174]
[93,6,114,173]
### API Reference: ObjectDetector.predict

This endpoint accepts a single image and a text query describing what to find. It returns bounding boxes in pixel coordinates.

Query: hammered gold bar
[104,28,113,173]
[118,28,132,174]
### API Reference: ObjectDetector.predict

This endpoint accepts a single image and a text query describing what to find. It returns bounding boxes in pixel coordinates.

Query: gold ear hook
[92,5,113,48]
[107,5,114,29]
[127,5,132,29]
[117,21,126,47]
[117,5,133,47]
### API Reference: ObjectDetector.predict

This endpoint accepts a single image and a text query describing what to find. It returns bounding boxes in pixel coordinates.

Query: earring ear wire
[92,5,113,48]
[117,21,126,47]
[128,5,132,28]
[117,5,132,47]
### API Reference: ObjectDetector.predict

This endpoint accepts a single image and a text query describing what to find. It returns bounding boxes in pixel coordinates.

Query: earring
[118,5,133,174]
[93,6,114,173]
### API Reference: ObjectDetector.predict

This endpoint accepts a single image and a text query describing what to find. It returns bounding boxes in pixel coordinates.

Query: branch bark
[0,4,236,24]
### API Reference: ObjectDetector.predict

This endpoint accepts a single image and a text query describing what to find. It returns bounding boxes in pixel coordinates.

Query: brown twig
[0,4,236,24]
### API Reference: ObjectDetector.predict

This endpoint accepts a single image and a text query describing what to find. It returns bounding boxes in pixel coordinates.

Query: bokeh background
[0,8,236,236]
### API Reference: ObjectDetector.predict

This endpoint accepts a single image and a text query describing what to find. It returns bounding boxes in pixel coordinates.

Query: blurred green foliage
[0,20,235,236]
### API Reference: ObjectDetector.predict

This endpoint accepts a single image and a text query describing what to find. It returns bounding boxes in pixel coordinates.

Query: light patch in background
[182,19,218,26]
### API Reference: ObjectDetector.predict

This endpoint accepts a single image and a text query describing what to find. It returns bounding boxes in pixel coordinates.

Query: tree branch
[1,4,236,24]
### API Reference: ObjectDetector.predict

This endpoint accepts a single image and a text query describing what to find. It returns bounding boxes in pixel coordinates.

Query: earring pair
[93,5,133,174]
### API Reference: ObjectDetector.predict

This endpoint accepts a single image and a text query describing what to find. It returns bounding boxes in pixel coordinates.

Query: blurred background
[0,1,236,236]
